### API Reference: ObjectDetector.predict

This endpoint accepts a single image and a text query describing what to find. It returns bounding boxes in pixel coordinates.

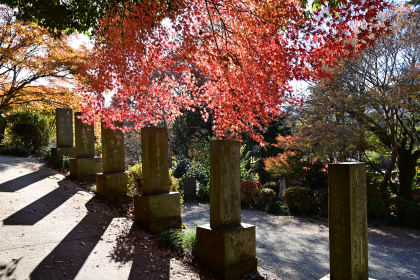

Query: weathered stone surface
[134,192,182,233]
[0,110,6,144]
[278,176,286,199]
[320,275,376,280]
[101,121,125,174]
[70,157,102,181]
[74,112,95,158]
[328,163,368,280]
[196,223,257,280]
[210,140,241,229]
[184,177,197,196]
[56,108,73,147]
[141,127,169,195]
[51,147,76,162]
[96,172,130,202]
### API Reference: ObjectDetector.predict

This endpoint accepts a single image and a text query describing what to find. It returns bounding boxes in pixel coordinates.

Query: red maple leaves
[79,0,391,143]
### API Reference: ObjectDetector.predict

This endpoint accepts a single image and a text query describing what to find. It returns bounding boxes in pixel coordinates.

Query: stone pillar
[320,163,374,280]
[0,110,6,146]
[134,127,182,233]
[51,108,76,161]
[196,140,257,280]
[96,121,129,202]
[183,177,197,197]
[278,176,286,199]
[69,112,102,181]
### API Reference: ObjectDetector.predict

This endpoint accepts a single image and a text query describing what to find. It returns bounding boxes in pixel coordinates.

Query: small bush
[197,183,210,201]
[159,226,197,260]
[258,188,276,205]
[127,163,143,196]
[265,201,290,215]
[262,182,278,193]
[382,197,409,222]
[6,111,51,153]
[283,186,311,215]
[128,163,184,204]
[172,156,191,179]
[384,215,399,227]
[367,197,383,219]
[241,181,262,204]
[313,188,328,217]
[53,155,70,169]
[405,206,420,229]
[11,122,43,153]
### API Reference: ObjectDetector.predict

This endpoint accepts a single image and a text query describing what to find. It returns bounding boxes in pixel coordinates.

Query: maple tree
[276,5,420,200]
[78,0,390,142]
[0,6,86,114]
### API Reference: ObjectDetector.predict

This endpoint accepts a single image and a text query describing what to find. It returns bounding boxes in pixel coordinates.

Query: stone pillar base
[196,223,257,280]
[51,147,76,162]
[134,192,182,233]
[96,172,130,202]
[70,157,102,182]
[320,275,376,280]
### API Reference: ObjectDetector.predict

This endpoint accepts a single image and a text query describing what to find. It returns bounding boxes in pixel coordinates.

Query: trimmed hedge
[283,186,311,215]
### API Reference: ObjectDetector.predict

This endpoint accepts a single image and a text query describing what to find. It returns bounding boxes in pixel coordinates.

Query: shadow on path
[3,180,78,225]
[0,258,21,280]
[0,170,49,193]
[30,197,113,280]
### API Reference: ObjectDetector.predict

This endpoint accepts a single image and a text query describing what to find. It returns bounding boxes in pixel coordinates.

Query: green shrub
[313,188,328,217]
[265,201,290,215]
[384,215,399,227]
[382,197,409,222]
[11,122,43,153]
[405,206,420,229]
[159,226,197,260]
[172,156,191,179]
[53,155,70,169]
[262,182,278,193]
[302,161,328,191]
[127,163,183,203]
[6,111,51,153]
[258,188,276,205]
[240,181,262,204]
[367,197,383,219]
[197,183,210,201]
[283,186,311,215]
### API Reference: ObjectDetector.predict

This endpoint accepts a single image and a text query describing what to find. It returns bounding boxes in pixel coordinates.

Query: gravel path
[182,202,420,280]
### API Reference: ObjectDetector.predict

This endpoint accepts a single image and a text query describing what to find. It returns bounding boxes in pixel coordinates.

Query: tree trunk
[397,147,420,200]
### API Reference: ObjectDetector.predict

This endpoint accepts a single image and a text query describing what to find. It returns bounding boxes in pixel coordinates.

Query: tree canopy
[78,0,391,143]
[277,5,420,199]
[0,6,86,113]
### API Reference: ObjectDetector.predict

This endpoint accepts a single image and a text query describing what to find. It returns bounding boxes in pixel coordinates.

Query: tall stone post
[320,163,374,280]
[0,110,6,147]
[196,140,257,280]
[96,121,129,202]
[69,112,102,181]
[51,108,76,161]
[134,127,182,233]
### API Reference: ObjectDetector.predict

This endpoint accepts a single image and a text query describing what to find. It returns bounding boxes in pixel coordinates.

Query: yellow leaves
[0,6,88,113]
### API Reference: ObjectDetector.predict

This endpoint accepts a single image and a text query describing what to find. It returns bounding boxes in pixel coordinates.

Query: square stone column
[96,121,129,202]
[51,108,75,161]
[69,112,102,182]
[196,140,257,280]
[322,163,372,280]
[134,127,182,233]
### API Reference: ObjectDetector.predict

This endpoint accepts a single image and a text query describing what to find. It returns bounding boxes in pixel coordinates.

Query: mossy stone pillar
[51,108,75,161]
[96,121,129,202]
[196,140,257,280]
[320,163,374,280]
[69,112,102,181]
[134,127,182,233]
[0,110,6,146]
